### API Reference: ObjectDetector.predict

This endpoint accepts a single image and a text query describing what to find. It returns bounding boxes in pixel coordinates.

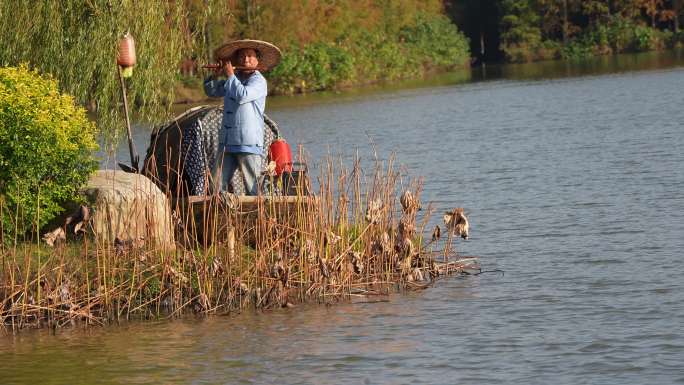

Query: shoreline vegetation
[1,155,475,333]
[499,14,684,63]
[0,1,477,334]
[449,1,684,63]
[0,1,470,137]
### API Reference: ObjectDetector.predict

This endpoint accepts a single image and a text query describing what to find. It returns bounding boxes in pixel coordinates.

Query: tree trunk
[563,0,568,45]
[480,31,485,57]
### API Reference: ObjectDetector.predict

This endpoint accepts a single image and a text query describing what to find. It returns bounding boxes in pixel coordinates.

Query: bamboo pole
[117,65,139,173]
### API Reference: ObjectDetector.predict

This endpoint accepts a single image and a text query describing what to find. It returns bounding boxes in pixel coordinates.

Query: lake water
[3,50,684,384]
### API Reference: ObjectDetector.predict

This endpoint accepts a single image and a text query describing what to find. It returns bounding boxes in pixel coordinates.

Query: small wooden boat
[142,105,311,196]
[173,193,319,245]
[141,106,315,243]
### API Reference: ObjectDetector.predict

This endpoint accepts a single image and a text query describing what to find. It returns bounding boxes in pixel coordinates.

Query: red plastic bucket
[268,138,293,176]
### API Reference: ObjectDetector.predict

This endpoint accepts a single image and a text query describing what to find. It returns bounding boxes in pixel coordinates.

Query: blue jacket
[204,71,267,151]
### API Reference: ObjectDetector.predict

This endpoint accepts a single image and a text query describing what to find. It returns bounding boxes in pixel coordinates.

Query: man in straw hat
[204,39,281,195]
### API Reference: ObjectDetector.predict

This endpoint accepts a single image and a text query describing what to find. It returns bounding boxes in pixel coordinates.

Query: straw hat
[214,39,282,71]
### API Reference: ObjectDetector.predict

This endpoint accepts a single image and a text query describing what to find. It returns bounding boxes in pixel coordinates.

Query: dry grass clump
[0,154,472,333]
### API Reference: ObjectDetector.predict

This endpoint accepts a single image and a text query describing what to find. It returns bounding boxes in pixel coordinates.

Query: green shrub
[0,65,98,242]
[270,42,355,93]
[672,31,684,48]
[556,17,670,60]
[399,13,470,68]
[561,37,595,60]
[602,17,636,53]
[349,30,414,81]
[633,25,657,51]
[268,12,470,94]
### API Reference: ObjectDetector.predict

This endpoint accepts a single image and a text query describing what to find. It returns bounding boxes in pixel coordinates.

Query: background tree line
[182,0,470,93]
[447,0,684,63]
[2,1,683,138]
[0,0,468,138]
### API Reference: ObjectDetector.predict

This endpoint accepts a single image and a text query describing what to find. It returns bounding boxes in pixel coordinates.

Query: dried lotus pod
[398,217,415,239]
[165,265,189,283]
[443,208,469,239]
[431,225,441,242]
[400,190,421,214]
[365,199,383,224]
[65,205,90,234]
[318,256,330,279]
[412,267,424,282]
[350,251,364,274]
[42,227,66,247]
[210,257,223,277]
[323,231,341,247]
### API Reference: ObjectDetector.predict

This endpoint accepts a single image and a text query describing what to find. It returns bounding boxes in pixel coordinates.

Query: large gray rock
[83,170,174,248]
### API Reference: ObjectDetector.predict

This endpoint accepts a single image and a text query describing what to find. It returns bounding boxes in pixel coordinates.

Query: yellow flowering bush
[0,65,98,241]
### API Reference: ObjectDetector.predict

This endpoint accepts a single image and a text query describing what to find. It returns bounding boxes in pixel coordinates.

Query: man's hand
[210,60,234,78]
[223,61,234,77]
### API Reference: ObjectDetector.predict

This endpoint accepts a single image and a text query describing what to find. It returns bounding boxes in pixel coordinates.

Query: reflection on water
[472,48,684,81]
[266,49,684,111]
[7,51,684,385]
